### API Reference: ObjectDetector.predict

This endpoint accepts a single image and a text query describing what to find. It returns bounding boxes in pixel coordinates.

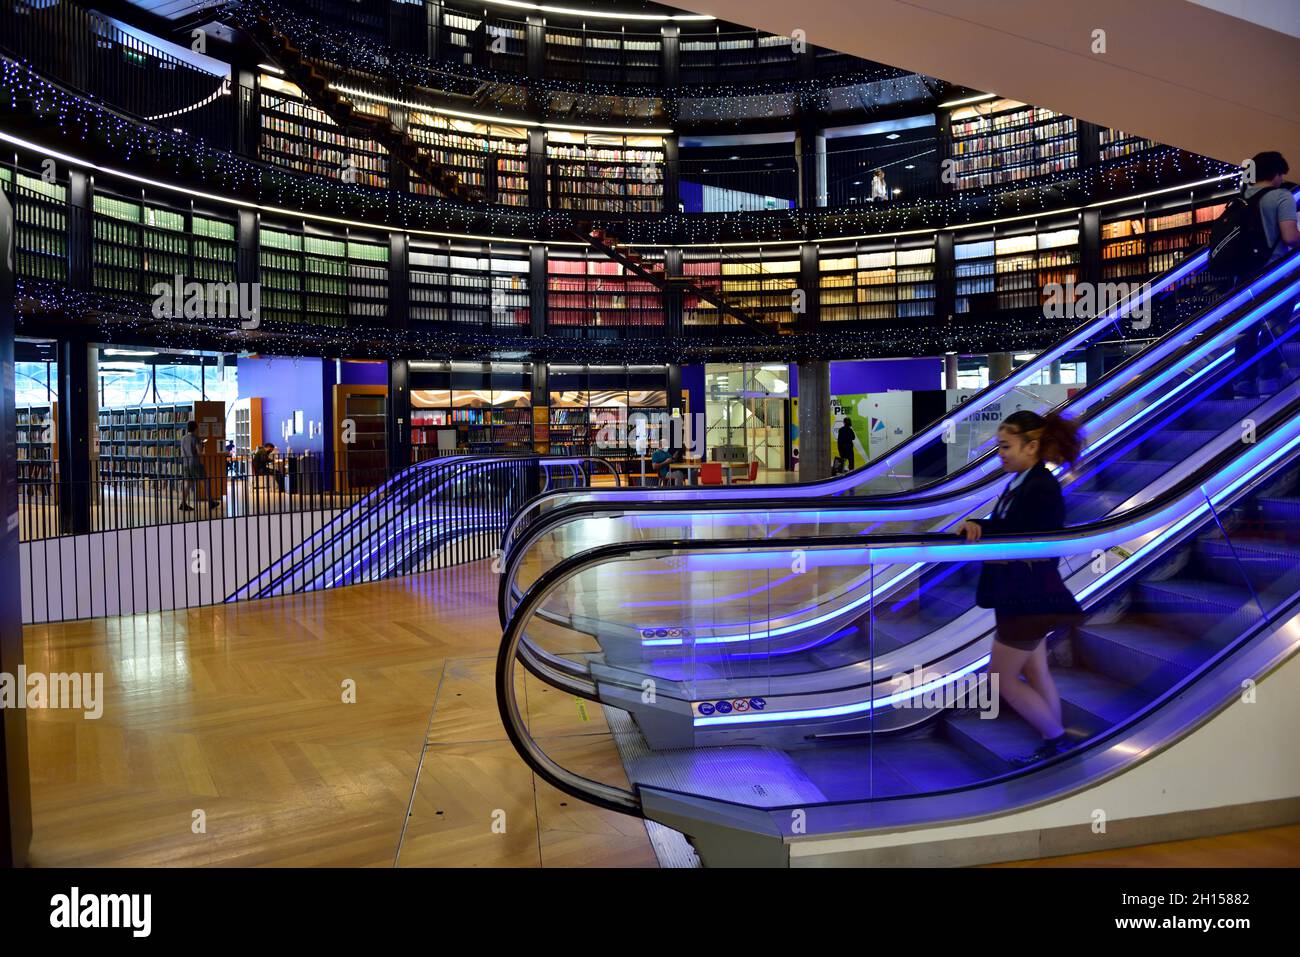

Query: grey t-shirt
[1245,184,1298,262]
[180,432,203,465]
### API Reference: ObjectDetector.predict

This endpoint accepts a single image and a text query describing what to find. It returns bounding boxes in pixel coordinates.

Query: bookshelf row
[259,76,390,189]
[16,403,57,485]
[819,245,937,322]
[1100,201,1226,281]
[5,168,1234,328]
[946,99,1078,190]
[953,227,1080,312]
[95,401,226,479]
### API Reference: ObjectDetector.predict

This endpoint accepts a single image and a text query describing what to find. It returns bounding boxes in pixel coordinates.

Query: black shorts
[993,611,1060,651]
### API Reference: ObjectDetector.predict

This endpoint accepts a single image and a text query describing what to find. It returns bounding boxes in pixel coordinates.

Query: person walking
[956,410,1084,767]
[178,421,219,512]
[836,416,857,472]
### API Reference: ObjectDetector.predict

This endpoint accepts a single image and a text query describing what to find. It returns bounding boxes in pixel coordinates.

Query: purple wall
[237,356,328,456]
[341,360,387,386]
[830,358,942,394]
[682,364,706,425]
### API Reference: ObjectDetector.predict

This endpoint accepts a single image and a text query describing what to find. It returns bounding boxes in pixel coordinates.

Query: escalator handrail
[497,389,1300,817]
[503,190,1300,545]
[232,453,622,599]
[497,253,1300,625]
[501,224,1245,543]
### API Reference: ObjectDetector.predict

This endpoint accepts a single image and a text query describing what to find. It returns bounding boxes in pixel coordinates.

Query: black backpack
[1208,186,1281,279]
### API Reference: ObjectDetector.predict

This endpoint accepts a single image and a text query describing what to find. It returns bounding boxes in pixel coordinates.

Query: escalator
[228,453,618,602]
[501,253,1300,706]
[503,226,1228,554]
[496,371,1300,865]
[500,248,1298,629]
[501,195,1300,621]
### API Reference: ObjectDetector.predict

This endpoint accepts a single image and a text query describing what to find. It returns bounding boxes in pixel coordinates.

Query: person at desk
[252,442,284,493]
[651,447,684,486]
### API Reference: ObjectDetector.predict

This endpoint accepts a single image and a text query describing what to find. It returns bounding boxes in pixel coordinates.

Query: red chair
[699,462,725,486]
[731,460,760,484]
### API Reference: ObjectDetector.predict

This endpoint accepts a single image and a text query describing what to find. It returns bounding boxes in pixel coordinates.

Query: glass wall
[97,348,237,405]
[704,363,790,471]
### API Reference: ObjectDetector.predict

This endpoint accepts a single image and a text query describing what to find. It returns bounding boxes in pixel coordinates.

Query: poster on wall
[943,384,1077,472]
[830,392,913,472]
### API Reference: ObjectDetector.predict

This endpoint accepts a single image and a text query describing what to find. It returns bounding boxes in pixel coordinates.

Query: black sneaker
[208,500,220,509]
[1009,734,1072,769]
[178,504,194,512]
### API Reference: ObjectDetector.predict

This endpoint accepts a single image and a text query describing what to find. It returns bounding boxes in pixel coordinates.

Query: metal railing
[19,453,624,623]
[16,453,623,543]
[0,0,235,149]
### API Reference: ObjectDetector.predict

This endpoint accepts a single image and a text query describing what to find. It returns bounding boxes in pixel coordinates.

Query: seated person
[651,447,684,486]
[252,442,283,492]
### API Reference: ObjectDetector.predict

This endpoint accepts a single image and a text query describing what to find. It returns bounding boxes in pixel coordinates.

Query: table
[668,461,737,486]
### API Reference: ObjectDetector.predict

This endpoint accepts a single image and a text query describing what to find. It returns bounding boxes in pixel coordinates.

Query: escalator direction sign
[695,697,767,717]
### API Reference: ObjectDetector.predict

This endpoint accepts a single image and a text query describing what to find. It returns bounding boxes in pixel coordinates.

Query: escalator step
[1075,620,1204,693]
[1075,459,1177,492]
[1180,398,1262,425]
[944,708,1056,773]
[867,738,990,794]
[1132,578,1259,642]
[1053,666,1149,728]
[1258,495,1300,523]
[1195,537,1300,586]
[1130,430,1219,461]
[1065,489,1130,522]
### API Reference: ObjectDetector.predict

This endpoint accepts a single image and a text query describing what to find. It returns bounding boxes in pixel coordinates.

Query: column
[797,125,828,209]
[666,364,683,417]
[1080,209,1102,292]
[233,68,260,159]
[935,232,956,323]
[388,108,410,193]
[423,0,442,61]
[944,352,960,389]
[798,243,820,331]
[988,352,1014,382]
[662,135,680,214]
[66,170,91,291]
[387,359,410,470]
[1086,343,1107,383]
[664,248,684,338]
[529,245,547,338]
[0,189,33,866]
[57,338,94,535]
[525,15,545,80]
[796,361,831,481]
[1049,359,1062,385]
[527,129,547,209]
[388,232,409,330]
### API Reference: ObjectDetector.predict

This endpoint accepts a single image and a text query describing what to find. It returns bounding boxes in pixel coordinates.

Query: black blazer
[837,425,855,457]
[972,462,1082,616]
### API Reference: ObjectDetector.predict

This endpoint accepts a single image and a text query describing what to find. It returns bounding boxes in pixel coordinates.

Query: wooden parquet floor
[20,555,1295,868]
[22,559,655,867]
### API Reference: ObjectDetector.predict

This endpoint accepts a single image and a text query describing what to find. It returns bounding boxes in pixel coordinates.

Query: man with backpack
[1216,152,1299,395]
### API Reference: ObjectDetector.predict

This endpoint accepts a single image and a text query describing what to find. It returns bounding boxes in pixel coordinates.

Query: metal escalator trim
[235,454,619,600]
[503,391,1300,730]
[498,252,1300,625]
[501,410,1300,823]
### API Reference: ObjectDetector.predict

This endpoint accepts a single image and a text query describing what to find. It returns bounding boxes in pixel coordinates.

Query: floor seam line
[393,658,448,867]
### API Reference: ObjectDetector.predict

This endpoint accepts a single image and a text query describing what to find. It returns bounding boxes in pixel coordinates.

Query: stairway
[239,12,777,337]
[240,13,484,204]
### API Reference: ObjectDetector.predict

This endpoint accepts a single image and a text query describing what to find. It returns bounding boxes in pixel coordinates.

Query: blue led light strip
[692,401,1300,727]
